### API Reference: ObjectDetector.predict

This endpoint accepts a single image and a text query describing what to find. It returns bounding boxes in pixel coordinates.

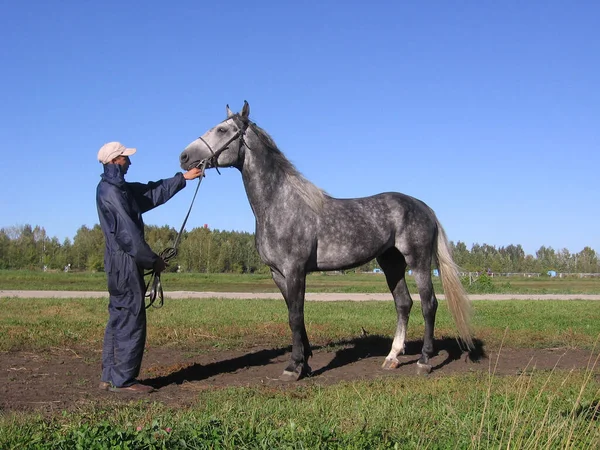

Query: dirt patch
[1,292,599,413]
[1,337,595,414]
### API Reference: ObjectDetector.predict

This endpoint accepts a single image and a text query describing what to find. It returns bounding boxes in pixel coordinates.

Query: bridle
[144,114,250,309]
[196,114,250,174]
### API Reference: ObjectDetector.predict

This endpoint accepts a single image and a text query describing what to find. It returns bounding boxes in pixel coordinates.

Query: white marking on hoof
[382,358,400,370]
[416,362,432,375]
[280,370,301,382]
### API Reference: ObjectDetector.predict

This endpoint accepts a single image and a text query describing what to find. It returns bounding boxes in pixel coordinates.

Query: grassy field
[2,269,600,294]
[1,292,599,448]
[2,370,598,449]
[1,297,600,352]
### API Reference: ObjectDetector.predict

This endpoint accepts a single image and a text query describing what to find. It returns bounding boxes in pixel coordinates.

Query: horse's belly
[315,236,389,271]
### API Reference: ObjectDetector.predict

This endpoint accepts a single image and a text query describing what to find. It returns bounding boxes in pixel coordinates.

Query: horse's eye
[217,127,226,133]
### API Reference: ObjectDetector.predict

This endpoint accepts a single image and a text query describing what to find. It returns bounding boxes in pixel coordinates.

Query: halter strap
[197,115,249,172]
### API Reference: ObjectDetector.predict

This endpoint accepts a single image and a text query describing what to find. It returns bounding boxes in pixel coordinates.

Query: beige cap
[97,141,137,164]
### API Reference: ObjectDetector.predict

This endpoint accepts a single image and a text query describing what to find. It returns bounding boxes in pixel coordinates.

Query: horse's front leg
[271,268,312,381]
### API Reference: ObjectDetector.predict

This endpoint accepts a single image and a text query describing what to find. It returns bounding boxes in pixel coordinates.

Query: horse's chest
[255,219,314,265]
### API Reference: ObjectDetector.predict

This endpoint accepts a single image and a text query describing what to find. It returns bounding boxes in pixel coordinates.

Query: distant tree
[178,226,211,272]
[20,225,39,269]
[3,227,19,268]
[44,236,65,270]
[575,247,598,273]
[61,238,73,270]
[536,246,557,271]
[521,254,538,273]
[145,225,178,254]
[556,248,574,272]
[0,229,9,269]
[32,226,48,269]
[450,241,470,270]
[498,244,525,272]
[72,225,104,271]
[0,221,598,275]
[469,243,499,272]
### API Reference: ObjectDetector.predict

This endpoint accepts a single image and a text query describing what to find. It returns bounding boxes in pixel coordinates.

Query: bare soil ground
[1,292,598,414]
[1,339,595,414]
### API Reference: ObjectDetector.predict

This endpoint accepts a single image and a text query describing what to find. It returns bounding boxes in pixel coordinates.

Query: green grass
[1,369,598,449]
[0,270,280,292]
[1,297,599,352]
[2,269,600,294]
[484,276,600,294]
[1,289,600,448]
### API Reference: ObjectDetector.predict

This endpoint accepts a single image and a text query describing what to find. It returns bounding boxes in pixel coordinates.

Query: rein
[144,159,207,309]
[144,117,250,309]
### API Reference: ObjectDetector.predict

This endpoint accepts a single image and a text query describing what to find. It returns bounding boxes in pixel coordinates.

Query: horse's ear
[241,100,250,119]
[226,104,234,118]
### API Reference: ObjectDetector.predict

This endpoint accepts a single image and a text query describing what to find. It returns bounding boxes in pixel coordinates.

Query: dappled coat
[96,163,186,387]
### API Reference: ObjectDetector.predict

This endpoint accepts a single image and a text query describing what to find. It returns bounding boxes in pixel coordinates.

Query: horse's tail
[434,219,474,350]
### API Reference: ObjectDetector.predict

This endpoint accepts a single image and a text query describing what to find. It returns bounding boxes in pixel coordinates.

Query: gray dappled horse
[180,101,473,381]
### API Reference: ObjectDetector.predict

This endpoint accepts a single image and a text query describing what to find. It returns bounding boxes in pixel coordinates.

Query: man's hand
[183,167,203,180]
[153,257,167,273]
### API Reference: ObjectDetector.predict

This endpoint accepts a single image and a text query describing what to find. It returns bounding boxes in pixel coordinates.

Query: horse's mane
[249,121,326,213]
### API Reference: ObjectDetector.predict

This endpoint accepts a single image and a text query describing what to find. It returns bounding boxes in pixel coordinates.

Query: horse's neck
[241,149,291,217]
[240,142,321,220]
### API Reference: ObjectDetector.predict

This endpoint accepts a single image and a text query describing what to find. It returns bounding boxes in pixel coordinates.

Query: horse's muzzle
[180,152,203,171]
[179,151,189,168]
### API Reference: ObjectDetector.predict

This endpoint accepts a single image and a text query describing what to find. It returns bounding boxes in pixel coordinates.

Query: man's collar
[101,163,126,186]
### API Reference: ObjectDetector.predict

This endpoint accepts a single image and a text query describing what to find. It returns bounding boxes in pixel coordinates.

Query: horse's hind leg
[377,249,413,370]
[411,263,438,375]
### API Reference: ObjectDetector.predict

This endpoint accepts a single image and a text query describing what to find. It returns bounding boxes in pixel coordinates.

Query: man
[96,141,202,393]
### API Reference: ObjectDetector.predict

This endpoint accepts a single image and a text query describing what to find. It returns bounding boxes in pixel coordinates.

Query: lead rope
[145,119,248,308]
[144,160,207,309]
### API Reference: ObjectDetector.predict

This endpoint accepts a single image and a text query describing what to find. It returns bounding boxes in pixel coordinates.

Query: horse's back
[321,192,435,230]
[314,192,437,271]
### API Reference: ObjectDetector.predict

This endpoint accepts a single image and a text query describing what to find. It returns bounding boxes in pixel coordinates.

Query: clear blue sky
[1,1,598,255]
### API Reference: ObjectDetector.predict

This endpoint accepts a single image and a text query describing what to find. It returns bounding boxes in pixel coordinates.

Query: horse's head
[180,101,250,171]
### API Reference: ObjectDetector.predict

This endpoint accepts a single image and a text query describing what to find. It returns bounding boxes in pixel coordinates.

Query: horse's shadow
[311,335,486,377]
[146,336,486,388]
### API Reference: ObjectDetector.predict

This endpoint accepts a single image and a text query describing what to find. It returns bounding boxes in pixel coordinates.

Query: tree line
[1,224,598,274]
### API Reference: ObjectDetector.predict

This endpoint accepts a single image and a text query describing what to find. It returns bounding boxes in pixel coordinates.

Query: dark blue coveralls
[96,163,186,388]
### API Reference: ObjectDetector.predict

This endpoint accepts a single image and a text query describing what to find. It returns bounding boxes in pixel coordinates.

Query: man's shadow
[146,336,486,389]
[146,346,291,388]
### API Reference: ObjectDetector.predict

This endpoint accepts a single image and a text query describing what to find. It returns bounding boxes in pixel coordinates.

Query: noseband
[197,115,249,174]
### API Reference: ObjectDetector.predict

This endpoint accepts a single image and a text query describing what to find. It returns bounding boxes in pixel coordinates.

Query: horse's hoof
[382,358,400,370]
[280,363,310,382]
[280,370,301,382]
[416,362,432,375]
